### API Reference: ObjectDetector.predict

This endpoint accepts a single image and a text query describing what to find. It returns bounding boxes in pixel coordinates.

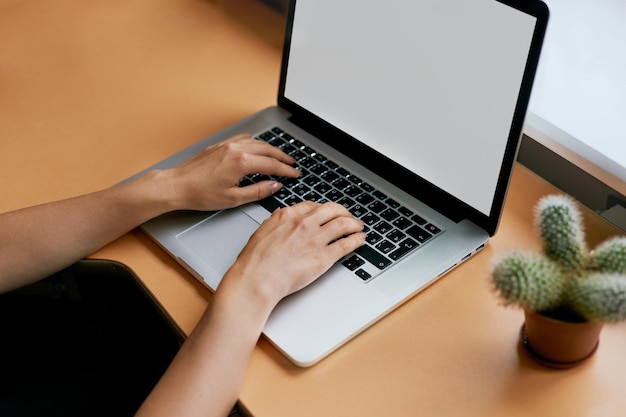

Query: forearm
[0,134,300,294]
[135,202,366,416]
[136,271,275,417]
[0,171,174,293]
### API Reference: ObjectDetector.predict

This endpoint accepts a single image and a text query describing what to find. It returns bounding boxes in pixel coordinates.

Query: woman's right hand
[221,201,366,308]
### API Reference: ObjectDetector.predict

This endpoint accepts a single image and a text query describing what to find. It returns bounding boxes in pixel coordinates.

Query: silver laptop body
[129,0,548,366]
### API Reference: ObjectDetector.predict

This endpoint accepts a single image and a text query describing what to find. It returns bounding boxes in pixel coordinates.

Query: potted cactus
[491,194,626,368]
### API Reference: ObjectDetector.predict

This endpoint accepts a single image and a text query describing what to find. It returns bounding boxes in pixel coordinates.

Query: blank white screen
[284,0,537,215]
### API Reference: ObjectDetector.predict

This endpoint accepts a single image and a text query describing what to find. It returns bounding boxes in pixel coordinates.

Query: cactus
[568,273,626,322]
[535,195,587,270]
[591,237,626,273]
[491,251,565,312]
[491,194,626,323]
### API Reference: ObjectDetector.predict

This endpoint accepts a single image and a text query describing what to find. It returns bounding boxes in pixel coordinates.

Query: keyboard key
[258,131,274,141]
[258,196,284,212]
[332,178,351,190]
[310,192,326,202]
[290,149,307,160]
[411,214,427,225]
[280,143,297,154]
[314,182,332,194]
[344,185,362,197]
[389,238,419,260]
[406,225,433,243]
[267,136,284,147]
[337,197,356,209]
[349,204,367,217]
[355,245,392,270]
[300,157,318,168]
[325,189,344,202]
[373,221,393,234]
[310,163,327,175]
[386,198,400,208]
[292,183,310,196]
[336,167,351,177]
[249,173,266,182]
[387,229,406,243]
[348,175,362,185]
[321,171,339,182]
[392,216,412,230]
[282,177,299,188]
[291,139,305,149]
[302,174,320,186]
[284,195,303,206]
[362,212,380,226]
[425,223,442,234]
[380,208,399,221]
[355,269,372,281]
[373,190,387,200]
[342,255,365,271]
[398,206,413,217]
[274,187,292,200]
[368,200,387,213]
[375,240,396,254]
[325,160,339,170]
[356,193,375,205]
[366,231,383,245]
[360,182,374,192]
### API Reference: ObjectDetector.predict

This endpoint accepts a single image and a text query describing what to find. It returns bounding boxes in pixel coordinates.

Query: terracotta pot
[520,310,604,368]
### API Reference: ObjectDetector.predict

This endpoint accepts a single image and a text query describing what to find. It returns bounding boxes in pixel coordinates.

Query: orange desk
[2,2,625,416]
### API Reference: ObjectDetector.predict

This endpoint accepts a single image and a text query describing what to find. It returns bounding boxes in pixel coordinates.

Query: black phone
[0,259,185,416]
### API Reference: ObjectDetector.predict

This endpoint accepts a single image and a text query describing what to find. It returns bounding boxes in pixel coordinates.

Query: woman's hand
[160,133,300,211]
[221,201,366,309]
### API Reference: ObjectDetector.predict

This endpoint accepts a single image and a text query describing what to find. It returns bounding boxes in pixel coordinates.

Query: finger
[326,231,367,259]
[277,200,322,216]
[214,133,296,166]
[308,202,355,226]
[241,154,301,179]
[228,134,297,165]
[251,145,296,165]
[328,212,365,232]
[248,141,297,165]
[235,180,285,204]
[320,215,365,243]
[305,201,364,241]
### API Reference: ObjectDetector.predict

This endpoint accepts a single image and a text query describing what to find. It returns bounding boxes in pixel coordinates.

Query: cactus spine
[491,194,626,323]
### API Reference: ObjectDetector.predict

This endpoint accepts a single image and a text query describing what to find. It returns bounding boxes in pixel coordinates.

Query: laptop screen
[282,0,544,221]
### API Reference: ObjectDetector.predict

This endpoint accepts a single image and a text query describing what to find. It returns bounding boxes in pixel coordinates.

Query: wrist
[127,169,183,214]
[215,264,281,323]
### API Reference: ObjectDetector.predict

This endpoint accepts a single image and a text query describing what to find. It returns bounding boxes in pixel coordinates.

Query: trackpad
[177,209,261,277]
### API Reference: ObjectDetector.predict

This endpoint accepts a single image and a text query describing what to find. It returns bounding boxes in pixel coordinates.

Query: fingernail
[270,182,282,193]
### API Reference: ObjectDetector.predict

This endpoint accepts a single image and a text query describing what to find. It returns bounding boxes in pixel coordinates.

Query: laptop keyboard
[240,127,444,282]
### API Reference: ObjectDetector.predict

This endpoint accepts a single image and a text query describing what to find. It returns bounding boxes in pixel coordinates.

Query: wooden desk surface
[2,2,625,416]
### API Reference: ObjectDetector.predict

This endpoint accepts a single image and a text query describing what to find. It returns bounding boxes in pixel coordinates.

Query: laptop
[128,0,548,366]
